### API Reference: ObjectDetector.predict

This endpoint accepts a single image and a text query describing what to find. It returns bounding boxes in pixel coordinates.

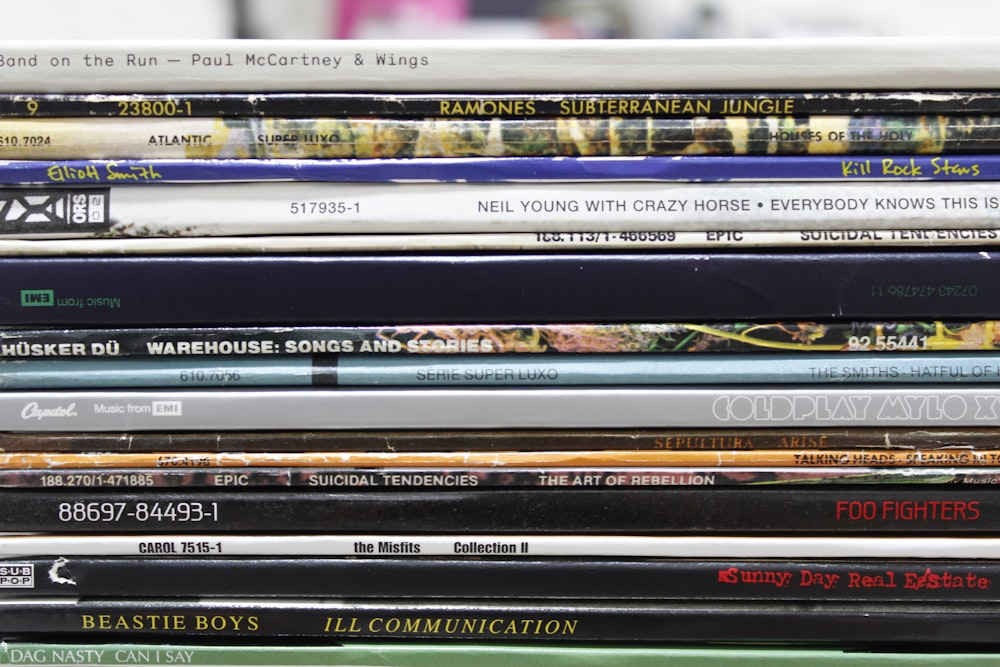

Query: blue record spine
[0,155,991,184]
[2,352,1000,388]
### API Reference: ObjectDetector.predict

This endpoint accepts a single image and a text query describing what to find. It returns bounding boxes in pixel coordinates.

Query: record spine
[4,447,997,470]
[0,465,990,489]
[0,321,985,358]
[0,533,997,559]
[8,180,1000,238]
[10,91,1000,118]
[0,426,990,453]
[0,251,997,326]
[1,555,997,601]
[0,155,989,185]
[0,597,996,645]
[3,386,1000,431]
[0,115,998,160]
[2,37,1000,93]
[1,641,989,667]
[2,351,1000,389]
[0,486,992,534]
[2,229,1000,255]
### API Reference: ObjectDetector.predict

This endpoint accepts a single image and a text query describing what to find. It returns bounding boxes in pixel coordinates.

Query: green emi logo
[20,290,54,306]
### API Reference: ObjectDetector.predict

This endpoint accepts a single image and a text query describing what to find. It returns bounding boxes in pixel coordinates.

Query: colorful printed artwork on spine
[369,321,1000,353]
[2,115,1000,159]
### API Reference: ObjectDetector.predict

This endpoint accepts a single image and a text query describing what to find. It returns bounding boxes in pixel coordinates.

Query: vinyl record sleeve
[0,486,992,534]
[0,251,997,326]
[2,640,999,666]
[1,555,997,602]
[0,597,997,646]
[4,37,1000,93]
[0,155,990,185]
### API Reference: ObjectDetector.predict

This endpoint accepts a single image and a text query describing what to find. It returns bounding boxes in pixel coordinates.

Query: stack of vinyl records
[2,36,1000,665]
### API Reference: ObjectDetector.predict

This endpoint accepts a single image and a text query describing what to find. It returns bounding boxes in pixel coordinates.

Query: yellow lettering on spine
[317,615,581,636]
[438,99,536,116]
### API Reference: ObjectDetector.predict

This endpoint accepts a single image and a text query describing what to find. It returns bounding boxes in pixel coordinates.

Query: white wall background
[622,0,1000,39]
[0,0,997,39]
[0,0,235,38]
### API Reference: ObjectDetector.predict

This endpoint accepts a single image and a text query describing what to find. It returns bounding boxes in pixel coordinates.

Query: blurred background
[3,0,999,40]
